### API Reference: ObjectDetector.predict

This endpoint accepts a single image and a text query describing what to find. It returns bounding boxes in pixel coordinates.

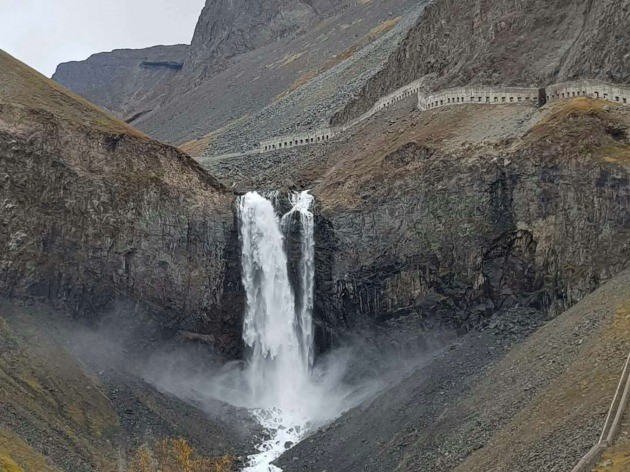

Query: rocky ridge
[53,44,189,120]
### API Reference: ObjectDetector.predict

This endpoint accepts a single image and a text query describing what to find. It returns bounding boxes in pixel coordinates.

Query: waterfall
[281,191,315,369]
[238,190,316,471]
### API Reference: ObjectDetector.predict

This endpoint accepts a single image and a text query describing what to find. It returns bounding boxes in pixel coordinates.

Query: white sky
[0,0,206,77]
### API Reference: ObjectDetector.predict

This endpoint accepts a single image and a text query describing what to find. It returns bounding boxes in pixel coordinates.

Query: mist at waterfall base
[142,191,448,471]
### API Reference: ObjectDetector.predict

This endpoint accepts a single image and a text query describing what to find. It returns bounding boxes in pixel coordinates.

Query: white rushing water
[238,190,316,471]
[281,191,315,370]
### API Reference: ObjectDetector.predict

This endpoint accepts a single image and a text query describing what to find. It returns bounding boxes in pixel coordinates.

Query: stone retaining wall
[547,80,630,105]
[419,86,541,110]
[260,128,336,152]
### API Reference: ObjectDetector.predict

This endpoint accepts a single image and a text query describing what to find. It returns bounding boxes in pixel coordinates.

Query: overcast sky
[1,0,206,77]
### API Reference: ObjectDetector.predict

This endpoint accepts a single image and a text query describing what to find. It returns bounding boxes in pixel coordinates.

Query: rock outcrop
[0,49,243,355]
[333,0,630,125]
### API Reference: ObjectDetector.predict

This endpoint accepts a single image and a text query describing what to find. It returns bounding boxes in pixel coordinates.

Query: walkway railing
[571,350,630,471]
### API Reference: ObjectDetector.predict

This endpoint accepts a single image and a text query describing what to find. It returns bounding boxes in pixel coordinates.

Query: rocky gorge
[2,0,630,469]
[203,95,630,471]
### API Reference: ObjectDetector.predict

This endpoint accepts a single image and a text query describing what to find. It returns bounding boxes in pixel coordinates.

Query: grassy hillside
[0,47,252,471]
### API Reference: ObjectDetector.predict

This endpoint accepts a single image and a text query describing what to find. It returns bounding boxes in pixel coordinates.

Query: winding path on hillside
[202,79,630,160]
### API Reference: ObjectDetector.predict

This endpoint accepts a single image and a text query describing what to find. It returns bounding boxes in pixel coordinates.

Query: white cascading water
[238,190,316,471]
[281,191,315,370]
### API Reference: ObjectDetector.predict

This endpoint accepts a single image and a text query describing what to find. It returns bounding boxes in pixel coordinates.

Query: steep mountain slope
[0,49,257,471]
[0,49,243,354]
[53,0,427,147]
[333,0,630,124]
[185,0,347,75]
[53,45,189,120]
[200,2,426,156]
[0,300,253,472]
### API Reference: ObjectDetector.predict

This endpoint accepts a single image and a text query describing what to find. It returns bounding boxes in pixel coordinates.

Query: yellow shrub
[128,439,235,472]
[0,453,25,472]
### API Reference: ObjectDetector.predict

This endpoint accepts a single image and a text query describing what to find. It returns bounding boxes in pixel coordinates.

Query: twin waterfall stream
[238,191,317,471]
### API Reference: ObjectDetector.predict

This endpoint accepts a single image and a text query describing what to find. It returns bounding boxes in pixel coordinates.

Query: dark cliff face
[52,45,189,120]
[203,98,630,349]
[315,146,629,337]
[315,101,630,342]
[0,107,244,355]
[333,0,630,124]
[1,51,244,355]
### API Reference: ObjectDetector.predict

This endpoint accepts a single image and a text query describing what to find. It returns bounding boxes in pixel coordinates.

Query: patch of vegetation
[526,98,609,139]
[523,97,630,163]
[0,453,23,472]
[366,17,401,40]
[594,442,630,471]
[0,308,120,471]
[597,144,630,164]
[0,429,58,472]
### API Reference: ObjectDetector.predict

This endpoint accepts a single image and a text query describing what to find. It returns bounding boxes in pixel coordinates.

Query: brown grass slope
[0,49,143,138]
[0,49,224,192]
